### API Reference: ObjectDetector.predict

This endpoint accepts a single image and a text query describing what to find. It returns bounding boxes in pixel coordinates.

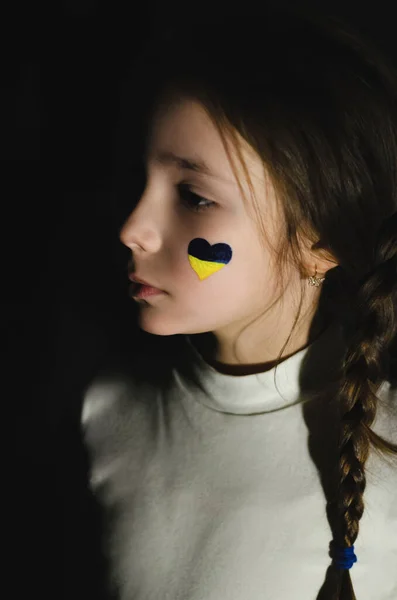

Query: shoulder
[80,331,190,447]
[367,379,397,490]
[373,379,397,441]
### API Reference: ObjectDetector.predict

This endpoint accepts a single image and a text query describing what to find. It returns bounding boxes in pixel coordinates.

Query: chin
[136,309,185,337]
[136,307,213,338]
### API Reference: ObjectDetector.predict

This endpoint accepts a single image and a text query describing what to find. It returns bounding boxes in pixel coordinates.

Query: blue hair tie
[329,541,358,570]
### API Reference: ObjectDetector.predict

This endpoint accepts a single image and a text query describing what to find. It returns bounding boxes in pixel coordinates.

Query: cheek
[173,247,237,313]
[181,249,263,310]
[174,235,269,306]
[176,273,264,332]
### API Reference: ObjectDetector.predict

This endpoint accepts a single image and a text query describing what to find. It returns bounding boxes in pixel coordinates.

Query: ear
[302,239,339,279]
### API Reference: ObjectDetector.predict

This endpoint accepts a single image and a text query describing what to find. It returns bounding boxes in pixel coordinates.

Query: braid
[326,212,397,599]
[331,335,379,599]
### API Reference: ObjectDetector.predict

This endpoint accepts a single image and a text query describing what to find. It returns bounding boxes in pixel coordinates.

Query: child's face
[119,98,297,346]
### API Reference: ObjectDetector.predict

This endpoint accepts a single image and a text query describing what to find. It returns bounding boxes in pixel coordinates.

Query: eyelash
[178,183,216,213]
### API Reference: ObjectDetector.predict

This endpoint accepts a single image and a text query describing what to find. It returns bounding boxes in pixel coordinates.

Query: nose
[119,194,163,255]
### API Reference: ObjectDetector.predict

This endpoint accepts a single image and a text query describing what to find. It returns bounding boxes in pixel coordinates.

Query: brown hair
[118,6,397,599]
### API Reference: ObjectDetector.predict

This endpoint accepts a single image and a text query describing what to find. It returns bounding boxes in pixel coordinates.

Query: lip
[128,273,163,291]
[132,284,165,300]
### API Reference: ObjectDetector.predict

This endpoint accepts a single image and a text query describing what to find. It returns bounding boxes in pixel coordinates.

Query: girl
[81,7,397,600]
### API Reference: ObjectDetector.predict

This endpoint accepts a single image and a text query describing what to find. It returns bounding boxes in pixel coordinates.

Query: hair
[115,7,397,599]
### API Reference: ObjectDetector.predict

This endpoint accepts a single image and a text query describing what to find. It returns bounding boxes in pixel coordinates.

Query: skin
[119,98,338,375]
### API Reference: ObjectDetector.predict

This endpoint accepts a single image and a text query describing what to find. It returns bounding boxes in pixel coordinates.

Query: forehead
[146,98,266,190]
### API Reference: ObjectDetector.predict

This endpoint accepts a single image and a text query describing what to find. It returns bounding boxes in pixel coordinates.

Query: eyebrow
[144,148,235,186]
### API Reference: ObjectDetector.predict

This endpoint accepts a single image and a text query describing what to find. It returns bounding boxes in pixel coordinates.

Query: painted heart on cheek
[188,238,233,281]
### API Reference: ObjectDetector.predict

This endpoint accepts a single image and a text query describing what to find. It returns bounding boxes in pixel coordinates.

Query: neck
[189,313,331,377]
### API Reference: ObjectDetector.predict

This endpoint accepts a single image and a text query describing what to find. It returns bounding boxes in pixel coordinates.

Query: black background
[5,2,397,598]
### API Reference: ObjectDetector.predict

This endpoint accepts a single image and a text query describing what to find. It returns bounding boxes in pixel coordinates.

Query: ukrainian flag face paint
[188,238,233,281]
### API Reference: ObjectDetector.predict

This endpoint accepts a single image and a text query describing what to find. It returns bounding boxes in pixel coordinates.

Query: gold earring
[308,267,326,287]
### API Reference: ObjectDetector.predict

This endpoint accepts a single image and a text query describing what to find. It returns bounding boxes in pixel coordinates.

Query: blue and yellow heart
[188,238,233,281]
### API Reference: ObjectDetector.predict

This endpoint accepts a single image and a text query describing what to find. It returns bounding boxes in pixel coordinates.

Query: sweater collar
[178,320,347,414]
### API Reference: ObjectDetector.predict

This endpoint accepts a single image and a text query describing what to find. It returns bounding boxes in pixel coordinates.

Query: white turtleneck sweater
[81,321,397,600]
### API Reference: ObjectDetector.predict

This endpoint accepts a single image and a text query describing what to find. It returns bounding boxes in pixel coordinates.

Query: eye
[178,183,216,213]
